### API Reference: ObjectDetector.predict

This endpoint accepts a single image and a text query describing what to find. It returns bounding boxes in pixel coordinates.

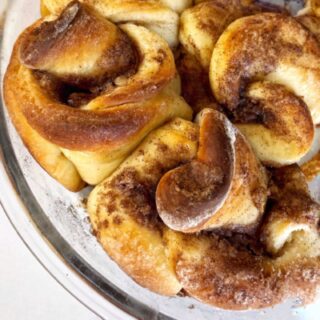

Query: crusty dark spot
[113,215,123,225]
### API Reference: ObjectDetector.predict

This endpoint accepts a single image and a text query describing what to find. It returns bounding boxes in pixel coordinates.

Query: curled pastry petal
[210,13,320,125]
[174,167,320,310]
[87,118,320,309]
[235,81,314,166]
[156,109,268,233]
[84,23,176,109]
[19,2,139,89]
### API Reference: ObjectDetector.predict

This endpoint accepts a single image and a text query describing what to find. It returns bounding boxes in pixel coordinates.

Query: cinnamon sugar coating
[4,1,191,188]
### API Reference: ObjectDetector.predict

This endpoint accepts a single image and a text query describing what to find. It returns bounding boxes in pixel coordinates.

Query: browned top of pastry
[4,1,184,152]
[20,1,139,88]
[211,12,320,109]
[156,109,234,232]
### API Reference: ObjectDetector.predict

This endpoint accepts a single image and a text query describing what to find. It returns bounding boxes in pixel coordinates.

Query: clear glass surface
[0,1,319,319]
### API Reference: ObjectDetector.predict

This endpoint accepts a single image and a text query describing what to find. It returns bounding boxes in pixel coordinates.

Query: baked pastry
[177,0,284,113]
[179,2,315,167]
[4,0,320,312]
[88,117,198,296]
[178,0,319,167]
[210,13,320,123]
[176,164,320,310]
[88,109,268,295]
[4,1,192,190]
[40,0,194,47]
[88,109,320,309]
[210,13,319,165]
[156,109,268,233]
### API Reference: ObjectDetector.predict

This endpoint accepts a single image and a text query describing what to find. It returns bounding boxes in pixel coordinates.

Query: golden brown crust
[175,166,320,310]
[210,13,320,125]
[156,109,268,234]
[41,0,180,47]
[179,0,285,70]
[156,110,235,232]
[3,70,86,191]
[235,81,314,166]
[5,0,320,310]
[4,1,192,188]
[20,2,139,88]
[176,232,320,310]
[88,118,320,309]
[5,38,190,148]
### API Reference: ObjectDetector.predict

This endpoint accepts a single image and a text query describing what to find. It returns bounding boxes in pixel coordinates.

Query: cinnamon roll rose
[88,109,320,309]
[4,1,192,190]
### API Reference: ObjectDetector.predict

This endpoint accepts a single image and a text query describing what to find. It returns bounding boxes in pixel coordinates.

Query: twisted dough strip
[40,0,193,47]
[88,109,320,308]
[211,12,320,124]
[208,12,318,166]
[4,1,192,190]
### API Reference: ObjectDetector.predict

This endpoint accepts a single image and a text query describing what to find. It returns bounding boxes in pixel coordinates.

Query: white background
[0,205,101,320]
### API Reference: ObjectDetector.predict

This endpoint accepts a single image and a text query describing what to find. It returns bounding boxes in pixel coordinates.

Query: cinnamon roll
[4,1,192,190]
[210,13,318,165]
[88,110,320,309]
[176,166,320,309]
[88,117,199,296]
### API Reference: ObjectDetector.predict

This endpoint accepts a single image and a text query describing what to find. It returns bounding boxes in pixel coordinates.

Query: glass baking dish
[0,0,319,319]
